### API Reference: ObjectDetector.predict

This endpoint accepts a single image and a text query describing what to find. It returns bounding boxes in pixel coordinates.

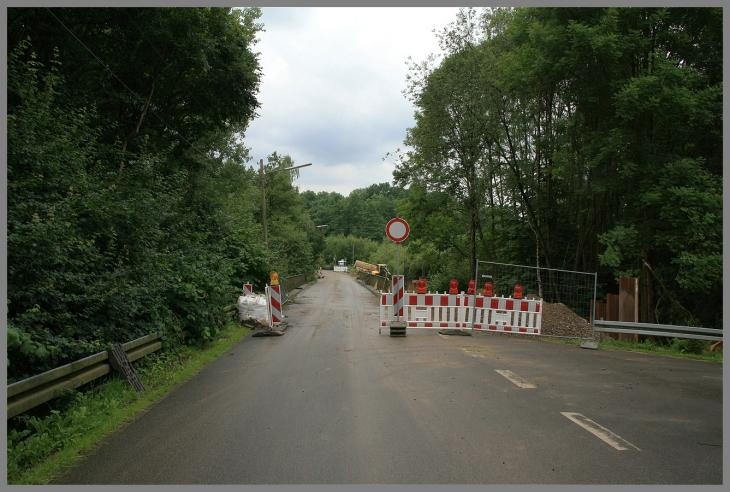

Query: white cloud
[242,7,461,196]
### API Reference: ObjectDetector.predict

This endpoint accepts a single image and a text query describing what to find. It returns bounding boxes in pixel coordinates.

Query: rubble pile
[541,302,594,338]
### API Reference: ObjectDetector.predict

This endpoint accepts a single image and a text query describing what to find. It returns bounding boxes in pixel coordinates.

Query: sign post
[385,217,410,337]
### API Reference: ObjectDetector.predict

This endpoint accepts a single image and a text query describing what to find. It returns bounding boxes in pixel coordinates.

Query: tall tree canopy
[394,7,722,327]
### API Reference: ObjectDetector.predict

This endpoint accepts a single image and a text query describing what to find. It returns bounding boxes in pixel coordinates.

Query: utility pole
[259,159,312,248]
[260,159,268,246]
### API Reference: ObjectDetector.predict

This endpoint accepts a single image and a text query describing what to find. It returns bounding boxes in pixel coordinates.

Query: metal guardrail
[593,320,723,342]
[7,333,163,419]
[281,274,307,304]
[356,271,389,291]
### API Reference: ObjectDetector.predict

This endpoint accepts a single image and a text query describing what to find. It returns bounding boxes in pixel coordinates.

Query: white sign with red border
[386,217,410,243]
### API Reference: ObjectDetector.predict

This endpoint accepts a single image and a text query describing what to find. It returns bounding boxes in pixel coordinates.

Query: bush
[669,338,707,354]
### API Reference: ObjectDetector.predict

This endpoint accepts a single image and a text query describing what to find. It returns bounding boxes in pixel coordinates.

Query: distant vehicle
[354,260,389,277]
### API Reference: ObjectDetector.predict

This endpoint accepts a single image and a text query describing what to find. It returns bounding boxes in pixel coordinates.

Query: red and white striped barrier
[405,293,469,329]
[466,296,542,334]
[266,284,283,327]
[379,290,542,334]
[379,293,393,327]
[392,275,405,319]
[243,283,254,296]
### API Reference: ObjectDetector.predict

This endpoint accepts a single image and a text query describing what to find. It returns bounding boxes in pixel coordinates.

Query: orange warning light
[482,282,493,297]
[514,283,524,299]
[467,279,476,295]
[449,279,459,294]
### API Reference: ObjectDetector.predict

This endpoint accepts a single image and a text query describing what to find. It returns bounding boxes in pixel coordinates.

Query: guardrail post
[108,343,145,392]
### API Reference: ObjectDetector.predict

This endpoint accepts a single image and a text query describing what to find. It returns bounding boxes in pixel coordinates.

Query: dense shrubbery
[7,8,316,381]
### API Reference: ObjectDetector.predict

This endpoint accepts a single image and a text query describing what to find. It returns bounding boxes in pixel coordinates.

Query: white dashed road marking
[561,412,641,451]
[495,369,536,389]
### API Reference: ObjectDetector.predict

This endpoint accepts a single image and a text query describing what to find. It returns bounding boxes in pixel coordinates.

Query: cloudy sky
[241,7,461,196]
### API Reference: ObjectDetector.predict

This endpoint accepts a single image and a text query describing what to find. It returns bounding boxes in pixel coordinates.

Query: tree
[6,8,276,379]
[397,26,498,278]
[394,6,722,327]
[264,152,316,277]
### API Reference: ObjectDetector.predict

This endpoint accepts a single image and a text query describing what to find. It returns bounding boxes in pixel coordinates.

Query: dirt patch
[541,302,593,339]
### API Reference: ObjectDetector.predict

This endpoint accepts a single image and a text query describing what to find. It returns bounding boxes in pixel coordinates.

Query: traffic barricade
[404,293,469,329]
[265,284,283,327]
[379,288,542,335]
[468,295,542,334]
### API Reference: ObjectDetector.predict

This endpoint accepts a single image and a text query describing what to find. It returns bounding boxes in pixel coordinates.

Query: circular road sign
[386,217,410,243]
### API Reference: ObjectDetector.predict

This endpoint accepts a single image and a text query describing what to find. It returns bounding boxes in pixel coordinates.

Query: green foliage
[302,183,411,270]
[393,6,721,328]
[598,225,641,278]
[7,9,321,381]
[370,241,399,272]
[321,234,378,267]
[8,379,133,481]
[599,336,720,362]
[669,337,707,355]
[8,8,263,158]
[302,183,408,243]
[265,153,317,277]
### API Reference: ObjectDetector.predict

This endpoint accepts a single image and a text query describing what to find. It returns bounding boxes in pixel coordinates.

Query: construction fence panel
[281,273,307,304]
[476,260,597,340]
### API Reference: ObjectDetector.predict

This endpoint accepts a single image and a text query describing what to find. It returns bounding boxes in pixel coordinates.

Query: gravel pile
[541,302,594,339]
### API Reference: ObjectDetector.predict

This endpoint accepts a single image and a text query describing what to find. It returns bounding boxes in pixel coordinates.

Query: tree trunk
[119,79,156,173]
[469,197,477,279]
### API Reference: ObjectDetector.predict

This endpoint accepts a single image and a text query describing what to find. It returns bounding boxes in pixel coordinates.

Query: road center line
[561,412,641,451]
[495,369,536,389]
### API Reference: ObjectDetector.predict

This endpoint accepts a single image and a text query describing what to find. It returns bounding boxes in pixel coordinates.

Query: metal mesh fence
[477,260,597,340]
[281,273,308,304]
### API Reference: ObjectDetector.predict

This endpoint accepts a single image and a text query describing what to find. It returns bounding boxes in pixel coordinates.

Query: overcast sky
[241,7,461,196]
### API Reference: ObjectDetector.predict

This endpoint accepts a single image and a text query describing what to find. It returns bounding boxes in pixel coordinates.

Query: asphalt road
[55,270,722,484]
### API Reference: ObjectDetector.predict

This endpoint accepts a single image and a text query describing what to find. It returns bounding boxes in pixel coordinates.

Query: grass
[532,333,722,363]
[7,321,251,485]
[598,336,723,362]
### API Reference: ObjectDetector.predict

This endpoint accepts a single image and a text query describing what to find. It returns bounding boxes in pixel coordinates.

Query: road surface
[55,270,722,484]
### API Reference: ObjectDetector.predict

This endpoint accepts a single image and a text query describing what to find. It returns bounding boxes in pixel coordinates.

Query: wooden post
[619,277,639,342]
[260,159,268,247]
[640,262,655,323]
[594,300,606,321]
[606,293,619,340]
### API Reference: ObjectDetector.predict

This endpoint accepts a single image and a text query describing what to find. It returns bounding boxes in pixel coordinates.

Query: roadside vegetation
[598,337,723,363]
[7,8,316,382]
[536,334,722,362]
[8,322,251,485]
